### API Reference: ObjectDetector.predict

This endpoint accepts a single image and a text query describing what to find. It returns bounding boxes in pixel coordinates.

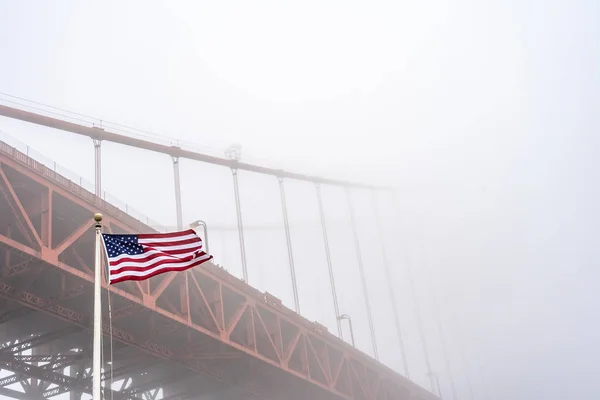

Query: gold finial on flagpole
[94,213,103,224]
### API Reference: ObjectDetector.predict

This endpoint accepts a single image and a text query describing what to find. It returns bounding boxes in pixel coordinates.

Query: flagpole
[93,213,103,400]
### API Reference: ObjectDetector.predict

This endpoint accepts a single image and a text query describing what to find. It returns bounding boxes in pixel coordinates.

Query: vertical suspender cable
[371,190,410,377]
[456,327,476,400]
[475,352,490,400]
[172,157,183,230]
[426,267,458,400]
[346,188,378,360]
[316,183,343,339]
[410,258,437,395]
[435,374,443,398]
[220,230,228,267]
[93,139,101,197]
[278,177,300,314]
[231,168,248,282]
[390,190,437,393]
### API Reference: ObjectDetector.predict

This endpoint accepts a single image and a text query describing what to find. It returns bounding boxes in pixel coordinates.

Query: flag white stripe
[109,246,201,263]
[141,241,202,252]
[138,233,198,244]
[109,252,204,271]
[109,254,212,281]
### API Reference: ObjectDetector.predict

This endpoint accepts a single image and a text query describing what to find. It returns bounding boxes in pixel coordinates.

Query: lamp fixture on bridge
[337,314,356,347]
[189,220,210,256]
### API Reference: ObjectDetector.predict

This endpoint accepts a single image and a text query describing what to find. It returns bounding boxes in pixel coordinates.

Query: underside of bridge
[0,140,434,400]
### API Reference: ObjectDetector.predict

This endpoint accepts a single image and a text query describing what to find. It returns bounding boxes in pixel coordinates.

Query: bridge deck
[0,139,434,400]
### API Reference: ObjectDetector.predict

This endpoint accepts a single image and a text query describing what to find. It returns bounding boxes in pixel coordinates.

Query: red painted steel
[0,139,435,400]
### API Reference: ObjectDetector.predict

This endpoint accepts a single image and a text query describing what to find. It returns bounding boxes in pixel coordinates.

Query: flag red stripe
[140,246,202,256]
[137,229,195,240]
[109,250,201,268]
[109,257,212,284]
[109,252,208,275]
[137,237,202,248]
[110,246,202,267]
[103,228,212,285]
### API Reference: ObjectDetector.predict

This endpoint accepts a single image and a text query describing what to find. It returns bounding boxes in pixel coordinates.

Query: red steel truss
[0,139,435,400]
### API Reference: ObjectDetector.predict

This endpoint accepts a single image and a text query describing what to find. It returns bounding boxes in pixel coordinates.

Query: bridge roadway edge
[0,140,435,400]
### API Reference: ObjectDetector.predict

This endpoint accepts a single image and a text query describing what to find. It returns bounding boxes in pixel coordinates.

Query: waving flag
[101,229,212,284]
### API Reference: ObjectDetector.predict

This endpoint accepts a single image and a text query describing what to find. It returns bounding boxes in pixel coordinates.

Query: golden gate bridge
[0,99,453,400]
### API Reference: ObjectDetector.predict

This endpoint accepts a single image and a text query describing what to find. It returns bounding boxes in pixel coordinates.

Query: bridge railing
[0,130,168,233]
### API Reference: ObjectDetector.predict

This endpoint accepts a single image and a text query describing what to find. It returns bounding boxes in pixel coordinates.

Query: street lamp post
[190,220,210,255]
[337,314,356,347]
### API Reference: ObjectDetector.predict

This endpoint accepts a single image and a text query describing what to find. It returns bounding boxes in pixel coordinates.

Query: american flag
[101,229,212,284]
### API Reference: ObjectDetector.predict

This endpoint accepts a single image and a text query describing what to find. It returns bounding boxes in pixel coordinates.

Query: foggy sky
[0,1,599,399]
